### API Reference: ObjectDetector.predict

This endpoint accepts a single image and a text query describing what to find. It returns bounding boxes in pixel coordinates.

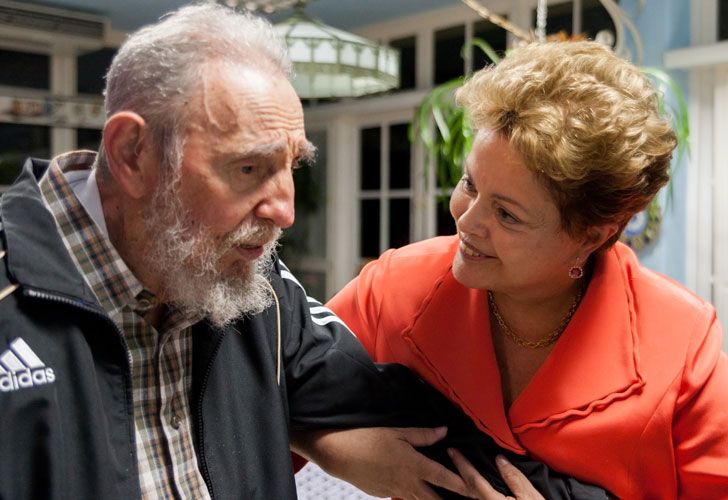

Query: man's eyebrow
[298,141,317,163]
[237,142,286,158]
[232,141,317,163]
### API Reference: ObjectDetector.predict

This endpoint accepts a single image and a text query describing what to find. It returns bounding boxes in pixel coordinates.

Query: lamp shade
[275,9,399,98]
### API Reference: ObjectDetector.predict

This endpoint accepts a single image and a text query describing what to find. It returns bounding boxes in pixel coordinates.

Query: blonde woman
[328,42,728,498]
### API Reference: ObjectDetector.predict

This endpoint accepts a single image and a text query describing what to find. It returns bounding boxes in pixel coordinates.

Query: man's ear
[102,112,156,199]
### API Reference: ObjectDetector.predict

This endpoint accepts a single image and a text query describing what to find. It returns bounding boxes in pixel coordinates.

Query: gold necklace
[488,288,583,349]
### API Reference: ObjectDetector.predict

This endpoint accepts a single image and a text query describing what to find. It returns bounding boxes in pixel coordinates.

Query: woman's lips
[458,237,493,261]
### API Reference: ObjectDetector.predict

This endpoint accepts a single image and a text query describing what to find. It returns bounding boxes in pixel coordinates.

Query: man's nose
[254,172,295,229]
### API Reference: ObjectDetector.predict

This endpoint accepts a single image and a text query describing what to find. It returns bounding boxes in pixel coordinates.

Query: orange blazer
[328,236,728,499]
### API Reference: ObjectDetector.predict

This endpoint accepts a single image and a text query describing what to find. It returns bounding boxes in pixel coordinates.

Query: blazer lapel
[402,272,524,452]
[509,246,645,432]
[399,245,644,449]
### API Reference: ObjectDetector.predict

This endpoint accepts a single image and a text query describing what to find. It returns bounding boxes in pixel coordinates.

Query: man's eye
[240,165,254,174]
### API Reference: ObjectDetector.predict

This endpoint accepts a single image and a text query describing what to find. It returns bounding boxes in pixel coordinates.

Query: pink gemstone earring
[569,259,584,279]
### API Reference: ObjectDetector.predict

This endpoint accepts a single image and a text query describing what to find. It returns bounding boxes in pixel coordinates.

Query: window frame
[664,0,728,350]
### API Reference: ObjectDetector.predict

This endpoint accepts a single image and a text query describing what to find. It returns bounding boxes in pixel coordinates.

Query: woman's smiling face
[449,129,589,300]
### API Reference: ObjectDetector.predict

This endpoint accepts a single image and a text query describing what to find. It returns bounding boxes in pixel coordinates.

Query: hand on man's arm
[290,426,475,500]
[448,449,545,500]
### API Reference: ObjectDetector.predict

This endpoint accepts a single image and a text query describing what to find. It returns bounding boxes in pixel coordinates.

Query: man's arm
[275,261,471,498]
[291,381,610,500]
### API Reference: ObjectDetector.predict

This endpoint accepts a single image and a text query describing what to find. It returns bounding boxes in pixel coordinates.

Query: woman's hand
[291,426,473,499]
[448,449,545,500]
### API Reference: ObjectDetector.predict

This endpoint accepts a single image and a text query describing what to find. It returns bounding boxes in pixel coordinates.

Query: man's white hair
[101,2,292,173]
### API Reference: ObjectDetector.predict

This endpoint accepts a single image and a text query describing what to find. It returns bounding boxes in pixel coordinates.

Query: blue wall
[621,0,691,282]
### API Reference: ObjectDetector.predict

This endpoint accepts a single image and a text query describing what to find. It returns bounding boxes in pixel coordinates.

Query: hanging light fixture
[218,0,299,14]
[219,0,400,98]
[273,2,399,98]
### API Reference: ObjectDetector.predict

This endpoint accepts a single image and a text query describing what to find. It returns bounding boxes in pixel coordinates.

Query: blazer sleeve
[673,307,728,496]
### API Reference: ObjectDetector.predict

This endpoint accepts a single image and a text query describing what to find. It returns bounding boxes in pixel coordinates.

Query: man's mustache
[221,221,281,254]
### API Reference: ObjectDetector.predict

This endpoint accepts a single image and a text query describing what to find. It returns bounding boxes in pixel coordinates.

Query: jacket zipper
[23,288,138,469]
[195,331,227,500]
[24,287,134,367]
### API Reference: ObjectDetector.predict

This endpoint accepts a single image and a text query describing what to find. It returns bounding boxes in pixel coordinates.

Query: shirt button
[171,413,182,429]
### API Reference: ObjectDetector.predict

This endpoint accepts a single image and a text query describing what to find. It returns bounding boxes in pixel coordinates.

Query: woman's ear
[581,222,621,255]
[102,112,156,199]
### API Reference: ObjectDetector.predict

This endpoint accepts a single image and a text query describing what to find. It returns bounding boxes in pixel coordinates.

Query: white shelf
[665,40,728,70]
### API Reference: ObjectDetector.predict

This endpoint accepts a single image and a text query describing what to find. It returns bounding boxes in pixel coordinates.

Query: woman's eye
[460,176,476,193]
[240,165,254,175]
[496,207,519,224]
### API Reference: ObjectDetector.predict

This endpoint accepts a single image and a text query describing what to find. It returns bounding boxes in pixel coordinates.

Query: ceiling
[24,0,462,32]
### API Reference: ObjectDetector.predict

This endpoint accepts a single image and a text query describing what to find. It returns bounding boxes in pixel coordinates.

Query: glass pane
[581,0,617,40]
[360,199,380,258]
[391,35,416,91]
[301,130,327,258]
[434,24,465,84]
[293,270,327,303]
[472,19,507,71]
[280,130,327,259]
[77,48,117,95]
[0,123,50,186]
[436,198,457,236]
[77,128,102,151]
[533,2,573,38]
[389,123,411,189]
[360,127,381,190]
[0,49,49,89]
[720,0,728,40]
[0,123,51,185]
[389,198,410,249]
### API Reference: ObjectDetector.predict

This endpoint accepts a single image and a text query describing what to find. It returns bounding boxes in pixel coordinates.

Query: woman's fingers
[448,449,545,500]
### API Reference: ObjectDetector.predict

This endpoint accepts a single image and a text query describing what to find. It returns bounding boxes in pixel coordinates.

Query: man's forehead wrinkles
[250,107,303,127]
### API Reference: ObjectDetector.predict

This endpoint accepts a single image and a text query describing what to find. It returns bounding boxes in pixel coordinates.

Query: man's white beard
[144,179,281,328]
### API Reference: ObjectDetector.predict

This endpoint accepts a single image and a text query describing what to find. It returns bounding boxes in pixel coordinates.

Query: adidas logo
[0,338,56,392]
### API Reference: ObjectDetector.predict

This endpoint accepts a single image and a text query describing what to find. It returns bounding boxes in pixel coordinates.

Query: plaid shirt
[39,151,211,500]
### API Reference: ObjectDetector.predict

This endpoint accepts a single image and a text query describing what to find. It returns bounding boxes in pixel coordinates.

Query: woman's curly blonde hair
[456,41,677,249]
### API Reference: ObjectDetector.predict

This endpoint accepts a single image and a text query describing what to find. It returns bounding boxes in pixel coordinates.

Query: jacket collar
[401,270,521,450]
[508,246,644,432]
[1,158,98,306]
[402,243,644,449]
